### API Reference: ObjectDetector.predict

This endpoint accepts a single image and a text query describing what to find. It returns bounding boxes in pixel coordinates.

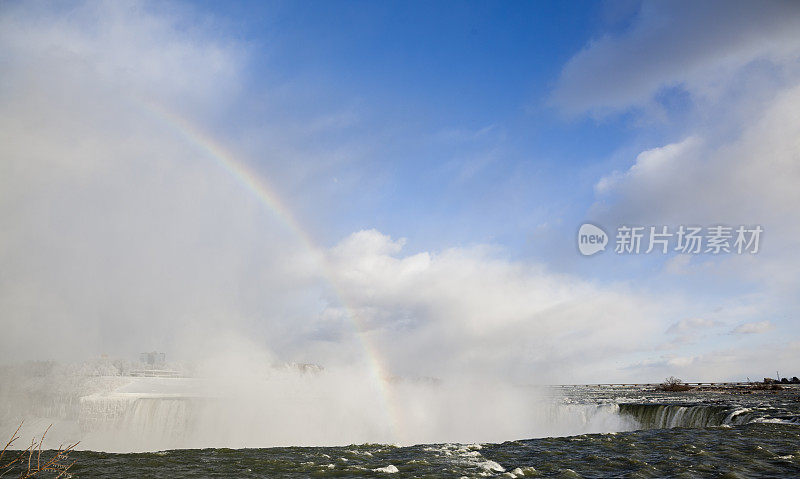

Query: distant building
[139,351,166,368]
[130,351,181,377]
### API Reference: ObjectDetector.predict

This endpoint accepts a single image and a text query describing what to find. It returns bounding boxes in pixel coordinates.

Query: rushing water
[4,386,800,477]
[7,423,798,478]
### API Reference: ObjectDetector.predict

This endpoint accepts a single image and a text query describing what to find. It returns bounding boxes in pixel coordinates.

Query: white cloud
[665,317,720,336]
[586,85,800,369]
[570,3,800,378]
[730,320,774,335]
[594,136,702,196]
[552,0,800,116]
[593,79,800,227]
[625,339,800,382]
[325,230,670,383]
[590,80,800,303]
[655,317,723,351]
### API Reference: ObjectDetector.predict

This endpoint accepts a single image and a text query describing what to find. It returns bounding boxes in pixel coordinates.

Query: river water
[5,385,800,478]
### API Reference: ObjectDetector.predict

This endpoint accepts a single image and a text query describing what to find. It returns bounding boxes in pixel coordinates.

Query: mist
[0,353,635,452]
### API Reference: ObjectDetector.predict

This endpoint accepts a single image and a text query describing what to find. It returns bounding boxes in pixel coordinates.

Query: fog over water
[0,357,639,452]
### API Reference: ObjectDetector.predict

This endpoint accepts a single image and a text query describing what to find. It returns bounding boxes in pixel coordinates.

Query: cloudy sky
[1,0,799,384]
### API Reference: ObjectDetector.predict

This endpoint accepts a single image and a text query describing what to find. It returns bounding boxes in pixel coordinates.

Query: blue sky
[200,0,635,251]
[2,0,800,383]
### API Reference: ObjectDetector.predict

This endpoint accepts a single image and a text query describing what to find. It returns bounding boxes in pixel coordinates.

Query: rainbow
[137,100,402,442]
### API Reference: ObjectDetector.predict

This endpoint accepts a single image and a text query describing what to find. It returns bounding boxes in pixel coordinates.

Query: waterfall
[617,403,762,429]
[118,399,194,444]
[79,395,201,451]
